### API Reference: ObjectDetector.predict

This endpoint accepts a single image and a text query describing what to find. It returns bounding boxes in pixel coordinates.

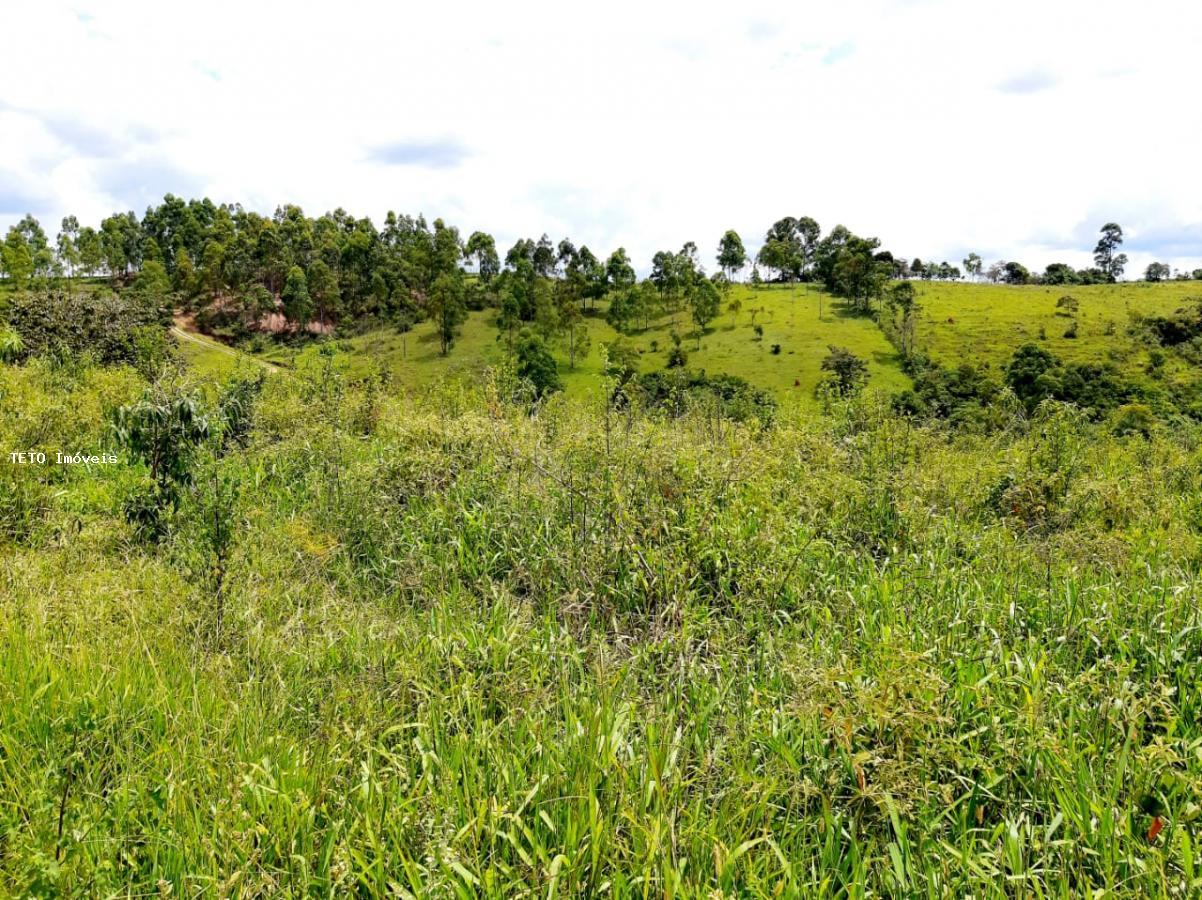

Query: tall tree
[57,215,81,284]
[1093,223,1127,282]
[689,277,721,347]
[281,266,312,326]
[307,259,341,327]
[1145,262,1171,282]
[200,240,227,298]
[1,228,33,284]
[173,248,197,295]
[887,281,920,356]
[428,272,466,355]
[464,231,500,283]
[831,235,888,312]
[514,330,563,399]
[605,247,636,292]
[532,234,556,278]
[963,253,983,281]
[13,215,54,280]
[716,230,747,282]
[556,238,578,273]
[555,276,590,368]
[76,226,103,277]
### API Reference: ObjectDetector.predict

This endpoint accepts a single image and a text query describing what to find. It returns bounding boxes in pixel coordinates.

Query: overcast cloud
[1,0,1200,275]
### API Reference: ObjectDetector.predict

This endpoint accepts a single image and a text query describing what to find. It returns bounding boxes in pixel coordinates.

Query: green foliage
[2,227,34,284]
[215,369,266,449]
[1043,262,1080,285]
[135,258,172,299]
[887,281,921,356]
[603,338,640,382]
[625,368,777,425]
[1145,262,1171,282]
[1141,299,1202,346]
[1054,294,1079,316]
[716,229,747,279]
[281,265,312,325]
[429,272,466,355]
[820,345,869,396]
[830,236,889,312]
[1002,261,1031,284]
[893,358,1002,425]
[1093,222,1128,281]
[111,390,211,538]
[6,289,169,364]
[689,277,721,344]
[1005,343,1134,416]
[605,285,640,333]
[0,327,24,362]
[1110,402,1155,437]
[514,329,563,399]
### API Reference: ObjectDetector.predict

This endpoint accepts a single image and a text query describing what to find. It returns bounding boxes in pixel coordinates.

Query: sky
[2,0,1201,277]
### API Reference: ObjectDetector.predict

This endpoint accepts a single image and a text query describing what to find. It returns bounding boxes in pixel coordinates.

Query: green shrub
[1005,343,1135,417]
[624,369,776,426]
[111,391,211,539]
[893,360,1001,423]
[514,330,563,399]
[819,345,868,397]
[7,289,170,365]
[1111,402,1156,438]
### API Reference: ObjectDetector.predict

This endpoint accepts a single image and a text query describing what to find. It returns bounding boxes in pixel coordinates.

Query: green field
[217,283,909,407]
[911,281,1202,380]
[175,280,1202,410]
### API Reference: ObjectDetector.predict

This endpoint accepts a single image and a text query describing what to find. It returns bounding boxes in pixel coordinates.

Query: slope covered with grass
[185,280,1202,411]
[911,281,1201,380]
[223,284,909,406]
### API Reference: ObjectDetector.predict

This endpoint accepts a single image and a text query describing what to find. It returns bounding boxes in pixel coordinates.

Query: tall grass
[2,353,1201,896]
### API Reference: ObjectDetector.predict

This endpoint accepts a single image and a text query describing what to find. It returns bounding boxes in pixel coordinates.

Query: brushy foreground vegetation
[3,349,1202,897]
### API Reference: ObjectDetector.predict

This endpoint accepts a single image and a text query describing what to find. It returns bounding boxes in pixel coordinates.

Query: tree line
[0,198,912,355]
[3,202,1198,363]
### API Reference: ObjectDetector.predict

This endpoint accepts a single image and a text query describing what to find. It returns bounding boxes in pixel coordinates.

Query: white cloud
[1,0,1200,276]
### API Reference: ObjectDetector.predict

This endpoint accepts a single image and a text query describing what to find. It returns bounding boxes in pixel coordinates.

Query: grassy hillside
[3,356,1202,895]
[177,280,1202,410]
[205,284,910,406]
[911,280,1201,378]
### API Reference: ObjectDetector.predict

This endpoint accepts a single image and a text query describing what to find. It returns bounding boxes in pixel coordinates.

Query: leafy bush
[1054,295,1079,316]
[0,327,23,361]
[1140,299,1202,346]
[514,330,563,399]
[603,339,640,383]
[111,391,211,539]
[819,346,868,397]
[1111,402,1155,438]
[7,289,170,365]
[624,369,776,426]
[1005,343,1135,417]
[893,358,1001,424]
